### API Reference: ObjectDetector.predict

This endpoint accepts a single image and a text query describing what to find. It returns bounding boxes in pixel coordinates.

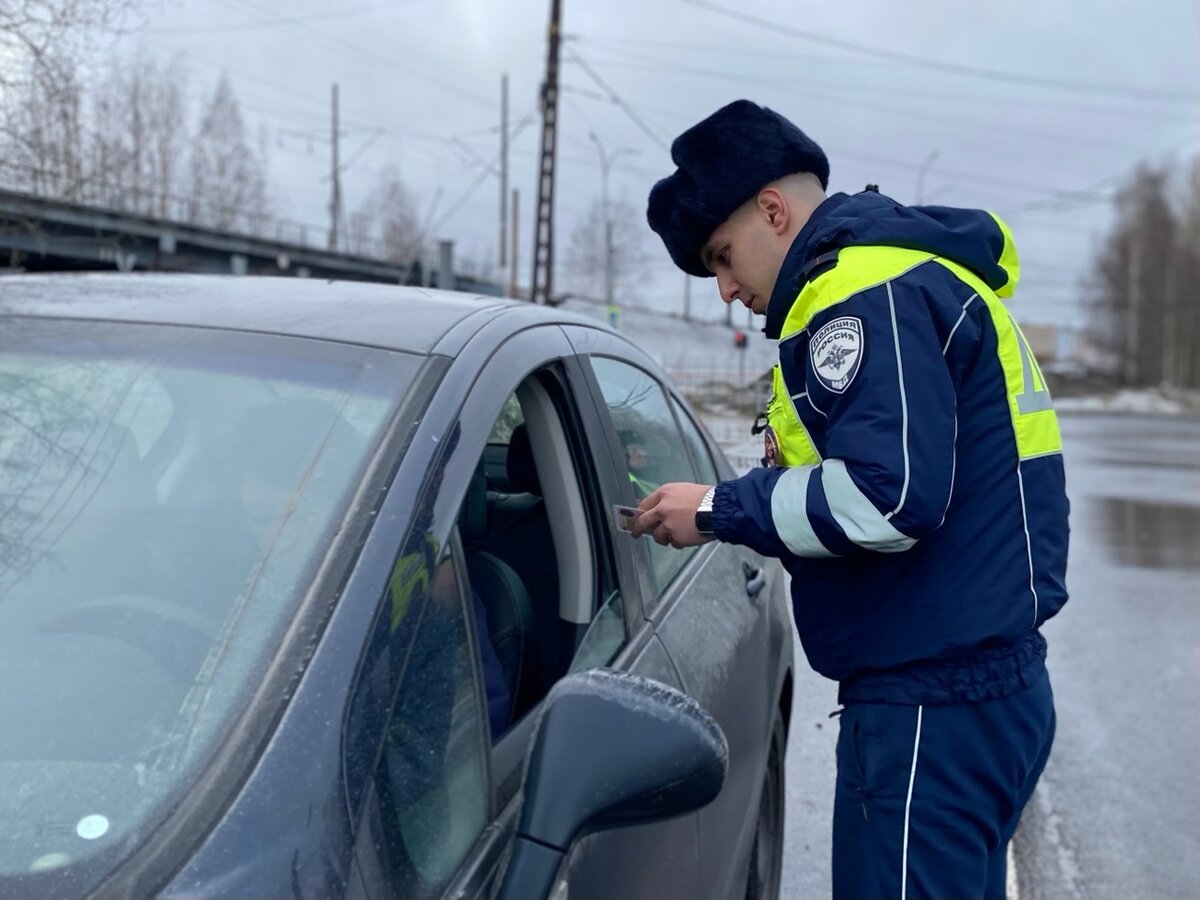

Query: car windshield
[0,318,420,894]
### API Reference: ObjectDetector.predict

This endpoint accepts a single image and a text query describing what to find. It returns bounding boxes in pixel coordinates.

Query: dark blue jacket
[713,191,1069,704]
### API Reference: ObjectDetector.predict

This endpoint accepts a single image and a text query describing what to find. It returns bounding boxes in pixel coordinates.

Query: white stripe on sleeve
[769,465,838,558]
[822,459,918,553]
[884,281,912,520]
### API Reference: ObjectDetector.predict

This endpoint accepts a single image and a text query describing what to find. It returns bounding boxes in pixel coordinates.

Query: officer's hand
[632,482,715,549]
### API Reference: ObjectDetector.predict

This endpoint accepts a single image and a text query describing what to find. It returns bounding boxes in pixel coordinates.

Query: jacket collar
[763,192,850,339]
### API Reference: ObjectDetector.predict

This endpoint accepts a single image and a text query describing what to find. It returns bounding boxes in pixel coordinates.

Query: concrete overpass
[0,187,500,294]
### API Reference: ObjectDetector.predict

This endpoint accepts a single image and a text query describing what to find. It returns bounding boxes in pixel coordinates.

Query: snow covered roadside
[1054,387,1200,417]
[697,411,762,475]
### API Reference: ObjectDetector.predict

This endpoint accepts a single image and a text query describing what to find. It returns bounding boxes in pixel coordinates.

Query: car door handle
[742,560,766,598]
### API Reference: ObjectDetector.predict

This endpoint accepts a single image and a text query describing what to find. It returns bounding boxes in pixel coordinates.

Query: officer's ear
[756,188,789,236]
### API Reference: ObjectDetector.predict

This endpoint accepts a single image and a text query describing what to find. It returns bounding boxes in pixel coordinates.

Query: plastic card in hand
[612,504,640,533]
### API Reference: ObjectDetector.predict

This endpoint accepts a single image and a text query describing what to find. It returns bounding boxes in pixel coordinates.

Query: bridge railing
[0,159,415,265]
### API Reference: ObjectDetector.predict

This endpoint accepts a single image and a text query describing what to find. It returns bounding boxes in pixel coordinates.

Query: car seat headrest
[506,423,541,495]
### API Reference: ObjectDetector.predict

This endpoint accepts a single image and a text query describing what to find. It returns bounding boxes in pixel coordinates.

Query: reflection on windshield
[0,319,415,895]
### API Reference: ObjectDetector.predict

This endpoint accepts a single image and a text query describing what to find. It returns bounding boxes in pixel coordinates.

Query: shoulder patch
[809,316,864,393]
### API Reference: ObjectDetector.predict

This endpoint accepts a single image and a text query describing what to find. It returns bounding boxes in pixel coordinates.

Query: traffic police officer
[634,100,1069,899]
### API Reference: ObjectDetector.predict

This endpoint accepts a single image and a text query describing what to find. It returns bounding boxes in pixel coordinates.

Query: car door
[564,323,781,899]
[347,322,704,900]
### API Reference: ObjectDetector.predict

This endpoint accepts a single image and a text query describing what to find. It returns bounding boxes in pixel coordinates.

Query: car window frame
[559,323,744,614]
[478,358,639,807]
[667,390,720,485]
[348,522,496,900]
[348,323,649,900]
[576,351,718,606]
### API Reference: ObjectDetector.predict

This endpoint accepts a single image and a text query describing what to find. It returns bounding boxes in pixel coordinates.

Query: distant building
[1018,322,1058,363]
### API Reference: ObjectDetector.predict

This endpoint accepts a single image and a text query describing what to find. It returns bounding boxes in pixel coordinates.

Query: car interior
[455,370,623,742]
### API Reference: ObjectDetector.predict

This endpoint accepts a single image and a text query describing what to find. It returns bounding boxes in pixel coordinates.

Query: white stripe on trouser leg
[769,465,838,557]
[821,459,917,553]
[901,705,924,900]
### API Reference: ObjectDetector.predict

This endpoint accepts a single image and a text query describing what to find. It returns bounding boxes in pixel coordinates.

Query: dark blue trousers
[832,669,1055,899]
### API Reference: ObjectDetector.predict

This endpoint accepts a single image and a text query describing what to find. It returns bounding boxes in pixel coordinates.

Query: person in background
[619,428,660,499]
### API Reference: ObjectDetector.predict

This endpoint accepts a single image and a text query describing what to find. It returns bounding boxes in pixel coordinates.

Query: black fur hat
[647,100,829,278]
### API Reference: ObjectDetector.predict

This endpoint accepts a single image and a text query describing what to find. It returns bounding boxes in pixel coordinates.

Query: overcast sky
[123,0,1199,328]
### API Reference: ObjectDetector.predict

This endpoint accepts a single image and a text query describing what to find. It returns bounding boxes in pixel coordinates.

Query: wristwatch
[694,486,717,535]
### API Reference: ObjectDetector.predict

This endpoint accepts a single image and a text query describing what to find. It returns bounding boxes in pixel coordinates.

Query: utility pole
[683,273,691,321]
[509,188,520,299]
[329,83,342,252]
[530,0,562,305]
[500,74,509,270]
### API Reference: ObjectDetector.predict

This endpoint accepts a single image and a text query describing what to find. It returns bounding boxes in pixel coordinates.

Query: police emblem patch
[810,316,864,393]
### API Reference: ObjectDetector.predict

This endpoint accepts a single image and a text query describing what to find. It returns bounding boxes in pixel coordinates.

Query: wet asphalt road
[775,413,1200,899]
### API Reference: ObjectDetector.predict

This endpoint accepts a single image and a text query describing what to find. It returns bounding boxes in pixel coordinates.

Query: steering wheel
[38,593,219,682]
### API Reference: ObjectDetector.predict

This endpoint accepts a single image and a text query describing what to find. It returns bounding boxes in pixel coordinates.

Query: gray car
[0,274,794,899]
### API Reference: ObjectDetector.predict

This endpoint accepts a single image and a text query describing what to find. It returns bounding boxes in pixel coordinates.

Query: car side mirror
[494,669,728,900]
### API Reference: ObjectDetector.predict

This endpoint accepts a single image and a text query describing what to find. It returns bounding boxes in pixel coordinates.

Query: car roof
[0,273,604,354]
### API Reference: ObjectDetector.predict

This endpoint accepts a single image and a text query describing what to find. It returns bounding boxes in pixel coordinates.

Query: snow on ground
[1055,387,1200,417]
[558,297,776,384]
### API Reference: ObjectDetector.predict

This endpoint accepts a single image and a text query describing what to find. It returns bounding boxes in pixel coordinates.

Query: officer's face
[702,201,787,316]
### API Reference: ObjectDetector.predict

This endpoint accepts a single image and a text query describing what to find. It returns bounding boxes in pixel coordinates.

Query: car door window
[671,395,718,485]
[364,544,490,898]
[567,590,625,675]
[589,357,701,596]
[459,372,630,739]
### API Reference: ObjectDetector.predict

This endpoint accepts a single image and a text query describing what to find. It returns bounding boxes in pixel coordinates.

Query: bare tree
[346,207,375,257]
[188,73,270,234]
[1,0,140,196]
[141,56,188,219]
[86,51,134,208]
[564,195,649,301]
[1087,157,1200,390]
[0,51,86,196]
[1,0,134,91]
[1171,159,1200,389]
[347,163,421,262]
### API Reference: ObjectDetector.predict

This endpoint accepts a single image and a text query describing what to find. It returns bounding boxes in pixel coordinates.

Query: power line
[430,110,537,235]
[136,47,530,186]
[334,128,387,178]
[1012,135,1200,215]
[143,0,421,35]
[679,0,1200,104]
[565,61,1157,155]
[577,32,908,68]
[562,46,670,153]
[558,83,1100,198]
[577,39,1198,126]
[218,0,492,109]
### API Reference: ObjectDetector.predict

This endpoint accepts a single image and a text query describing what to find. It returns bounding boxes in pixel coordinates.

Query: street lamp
[588,131,637,307]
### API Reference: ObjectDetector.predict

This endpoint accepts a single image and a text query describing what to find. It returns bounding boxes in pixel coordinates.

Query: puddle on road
[1092,497,1200,570]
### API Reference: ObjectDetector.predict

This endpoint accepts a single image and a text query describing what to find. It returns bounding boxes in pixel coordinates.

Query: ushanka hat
[647,100,829,277]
